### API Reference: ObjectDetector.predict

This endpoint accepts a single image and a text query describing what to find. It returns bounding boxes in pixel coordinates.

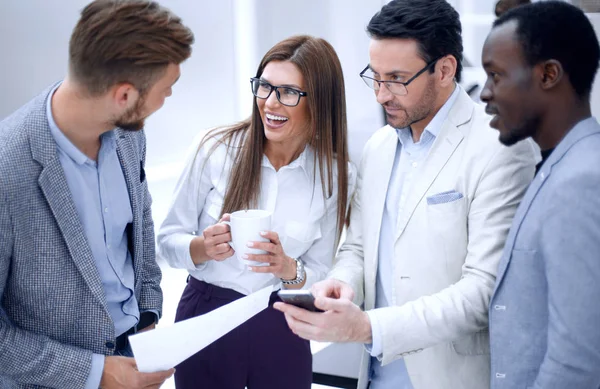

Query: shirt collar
[396,83,461,144]
[261,144,313,178]
[46,83,116,165]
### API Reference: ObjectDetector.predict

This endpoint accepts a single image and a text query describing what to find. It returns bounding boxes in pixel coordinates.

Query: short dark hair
[69,0,195,96]
[366,0,463,82]
[494,1,600,99]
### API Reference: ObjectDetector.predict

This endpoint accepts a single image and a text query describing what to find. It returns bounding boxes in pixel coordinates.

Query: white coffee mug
[223,209,272,267]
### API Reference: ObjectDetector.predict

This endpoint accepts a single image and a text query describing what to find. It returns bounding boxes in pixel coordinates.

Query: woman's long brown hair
[200,35,349,246]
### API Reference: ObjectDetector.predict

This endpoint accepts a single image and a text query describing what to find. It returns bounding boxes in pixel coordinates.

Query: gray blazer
[0,87,162,388]
[489,117,600,389]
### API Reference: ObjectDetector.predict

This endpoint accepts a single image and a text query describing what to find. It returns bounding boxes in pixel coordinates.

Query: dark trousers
[174,277,312,389]
[115,326,135,357]
[115,341,134,357]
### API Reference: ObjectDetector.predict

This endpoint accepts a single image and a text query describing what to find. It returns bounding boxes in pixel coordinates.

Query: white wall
[0,0,239,170]
[0,0,87,119]
[142,1,239,168]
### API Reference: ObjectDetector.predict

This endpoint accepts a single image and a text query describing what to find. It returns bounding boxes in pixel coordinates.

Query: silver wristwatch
[281,257,305,285]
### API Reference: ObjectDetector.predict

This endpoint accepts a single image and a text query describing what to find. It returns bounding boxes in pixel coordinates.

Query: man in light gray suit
[481,1,600,388]
[0,1,194,388]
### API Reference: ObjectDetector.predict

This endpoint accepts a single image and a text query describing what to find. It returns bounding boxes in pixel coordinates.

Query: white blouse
[157,131,356,296]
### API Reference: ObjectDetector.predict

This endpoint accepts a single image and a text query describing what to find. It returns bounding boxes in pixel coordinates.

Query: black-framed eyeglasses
[250,78,307,107]
[359,58,440,96]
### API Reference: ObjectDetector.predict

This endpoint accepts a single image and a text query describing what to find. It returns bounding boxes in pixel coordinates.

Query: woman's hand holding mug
[245,230,297,280]
[202,213,234,261]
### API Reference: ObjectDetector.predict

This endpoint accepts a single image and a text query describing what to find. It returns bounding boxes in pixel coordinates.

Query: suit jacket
[0,86,162,388]
[328,88,537,389]
[490,117,600,389]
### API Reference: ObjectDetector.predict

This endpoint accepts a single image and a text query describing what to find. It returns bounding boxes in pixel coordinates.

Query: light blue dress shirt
[46,87,139,389]
[367,85,460,389]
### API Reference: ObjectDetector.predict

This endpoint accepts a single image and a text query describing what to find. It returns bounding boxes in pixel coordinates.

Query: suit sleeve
[328,148,368,306]
[0,185,94,388]
[531,169,600,388]
[136,132,163,316]
[372,138,537,364]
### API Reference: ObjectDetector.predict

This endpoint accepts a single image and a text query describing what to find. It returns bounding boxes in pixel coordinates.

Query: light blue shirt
[367,85,460,389]
[46,86,139,389]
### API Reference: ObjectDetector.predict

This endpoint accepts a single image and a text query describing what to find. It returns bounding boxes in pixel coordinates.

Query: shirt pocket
[426,195,467,235]
[283,220,322,257]
[426,196,468,276]
[426,194,466,214]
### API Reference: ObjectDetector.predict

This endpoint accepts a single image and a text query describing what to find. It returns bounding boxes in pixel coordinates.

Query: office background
[1,0,598,208]
[1,0,598,194]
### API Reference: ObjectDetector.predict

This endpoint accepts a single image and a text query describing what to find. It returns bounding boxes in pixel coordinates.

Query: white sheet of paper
[310,341,332,355]
[130,285,272,373]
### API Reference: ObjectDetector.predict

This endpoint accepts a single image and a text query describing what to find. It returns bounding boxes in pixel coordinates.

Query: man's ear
[438,55,458,87]
[539,60,563,91]
[112,83,140,110]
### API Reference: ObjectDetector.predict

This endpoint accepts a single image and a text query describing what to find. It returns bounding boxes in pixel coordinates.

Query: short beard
[385,76,438,129]
[113,95,146,132]
[499,115,539,146]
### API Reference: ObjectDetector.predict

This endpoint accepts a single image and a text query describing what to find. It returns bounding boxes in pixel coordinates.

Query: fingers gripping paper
[130,286,272,372]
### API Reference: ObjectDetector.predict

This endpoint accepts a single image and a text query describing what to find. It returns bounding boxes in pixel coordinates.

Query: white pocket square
[427,190,464,205]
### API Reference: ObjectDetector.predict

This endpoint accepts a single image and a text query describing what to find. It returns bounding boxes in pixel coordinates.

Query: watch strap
[281,257,305,285]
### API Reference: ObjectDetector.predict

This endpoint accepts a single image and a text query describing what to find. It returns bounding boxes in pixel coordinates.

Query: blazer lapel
[493,174,542,288]
[31,103,108,311]
[394,90,470,241]
[494,117,600,287]
[115,131,143,288]
[367,126,398,286]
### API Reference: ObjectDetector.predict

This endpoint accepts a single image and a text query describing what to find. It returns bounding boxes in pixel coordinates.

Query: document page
[130,285,272,372]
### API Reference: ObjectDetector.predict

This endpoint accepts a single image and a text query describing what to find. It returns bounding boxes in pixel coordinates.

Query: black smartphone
[277,290,324,312]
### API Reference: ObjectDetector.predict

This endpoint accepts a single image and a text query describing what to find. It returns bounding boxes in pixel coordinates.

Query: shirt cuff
[84,353,105,389]
[174,234,208,272]
[365,310,383,357]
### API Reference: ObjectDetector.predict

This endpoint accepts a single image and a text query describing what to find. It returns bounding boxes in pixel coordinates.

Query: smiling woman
[251,60,310,157]
[156,35,356,389]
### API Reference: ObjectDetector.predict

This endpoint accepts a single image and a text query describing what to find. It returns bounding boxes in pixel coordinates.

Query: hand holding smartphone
[277,290,324,312]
